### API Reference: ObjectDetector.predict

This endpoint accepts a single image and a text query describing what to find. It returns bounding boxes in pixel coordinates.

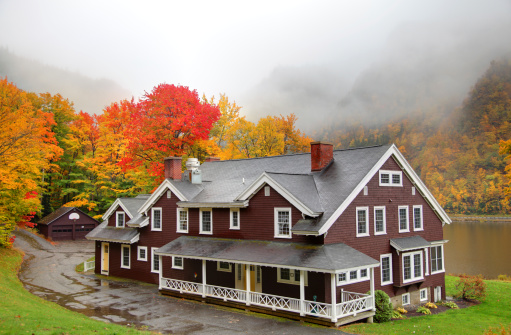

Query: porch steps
[159,289,375,327]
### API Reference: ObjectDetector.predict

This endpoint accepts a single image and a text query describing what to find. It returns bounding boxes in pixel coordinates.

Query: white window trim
[151,247,160,273]
[420,288,428,302]
[137,246,147,261]
[264,186,270,196]
[199,208,213,235]
[380,253,393,286]
[230,208,240,230]
[356,207,370,237]
[402,293,410,306]
[337,268,370,286]
[398,206,409,233]
[151,207,162,231]
[424,247,429,275]
[166,190,171,198]
[430,245,445,275]
[217,261,232,272]
[274,208,292,239]
[176,208,188,233]
[116,211,125,228]
[374,206,386,235]
[413,205,423,231]
[121,244,130,269]
[379,170,403,187]
[402,250,424,283]
[172,256,184,270]
[277,268,307,286]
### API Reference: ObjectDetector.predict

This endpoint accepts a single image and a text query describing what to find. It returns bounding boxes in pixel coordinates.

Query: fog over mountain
[243,18,511,132]
[0,48,131,114]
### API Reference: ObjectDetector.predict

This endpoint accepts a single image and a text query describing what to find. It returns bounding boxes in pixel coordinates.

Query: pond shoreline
[450,216,511,222]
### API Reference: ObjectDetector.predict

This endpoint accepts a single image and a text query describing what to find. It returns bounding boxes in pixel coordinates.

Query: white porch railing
[160,277,373,321]
[84,260,95,271]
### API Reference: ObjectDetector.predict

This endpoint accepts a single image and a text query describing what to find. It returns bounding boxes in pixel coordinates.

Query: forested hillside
[316,59,511,214]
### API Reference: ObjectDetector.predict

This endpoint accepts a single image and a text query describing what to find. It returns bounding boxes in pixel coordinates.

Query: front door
[235,264,262,292]
[101,242,109,275]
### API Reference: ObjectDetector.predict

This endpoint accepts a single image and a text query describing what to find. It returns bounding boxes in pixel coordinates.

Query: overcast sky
[1,0,510,130]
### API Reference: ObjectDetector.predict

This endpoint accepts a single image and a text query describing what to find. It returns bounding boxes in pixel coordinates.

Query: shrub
[373,290,393,323]
[417,306,431,315]
[397,307,407,314]
[454,274,487,301]
[498,275,510,282]
[392,310,405,319]
[425,302,437,309]
[440,301,459,309]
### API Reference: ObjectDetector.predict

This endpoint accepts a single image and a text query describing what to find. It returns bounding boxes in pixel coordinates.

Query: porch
[159,277,374,325]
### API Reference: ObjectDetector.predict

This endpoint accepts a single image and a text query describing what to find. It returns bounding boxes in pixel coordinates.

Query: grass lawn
[341,276,511,334]
[0,247,153,335]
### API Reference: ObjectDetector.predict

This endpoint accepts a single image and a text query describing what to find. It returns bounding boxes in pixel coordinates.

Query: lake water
[443,220,511,279]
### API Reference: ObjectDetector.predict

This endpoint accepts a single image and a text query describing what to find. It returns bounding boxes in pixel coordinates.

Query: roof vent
[186,158,200,171]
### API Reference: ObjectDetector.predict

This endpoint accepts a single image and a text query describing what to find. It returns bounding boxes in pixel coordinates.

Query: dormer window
[116,212,125,228]
[379,170,403,187]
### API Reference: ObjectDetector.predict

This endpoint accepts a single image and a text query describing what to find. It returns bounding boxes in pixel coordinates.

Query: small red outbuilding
[38,207,99,241]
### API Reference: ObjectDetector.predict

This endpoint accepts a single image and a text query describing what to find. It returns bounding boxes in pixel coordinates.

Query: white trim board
[138,179,188,215]
[317,144,451,236]
[102,199,133,222]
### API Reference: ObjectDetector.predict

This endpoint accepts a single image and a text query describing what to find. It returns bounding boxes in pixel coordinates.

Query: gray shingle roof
[118,195,151,218]
[168,145,391,233]
[156,236,379,272]
[86,221,140,244]
[390,236,431,251]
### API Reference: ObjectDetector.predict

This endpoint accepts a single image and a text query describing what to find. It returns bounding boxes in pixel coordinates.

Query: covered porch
[156,236,379,325]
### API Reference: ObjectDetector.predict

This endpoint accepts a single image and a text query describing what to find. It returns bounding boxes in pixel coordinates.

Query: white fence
[84,260,95,271]
[160,277,373,321]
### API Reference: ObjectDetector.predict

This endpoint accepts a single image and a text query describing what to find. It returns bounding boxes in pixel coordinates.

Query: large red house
[86,142,450,325]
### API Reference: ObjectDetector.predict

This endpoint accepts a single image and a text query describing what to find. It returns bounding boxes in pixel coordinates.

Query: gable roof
[86,221,140,244]
[102,194,150,221]
[134,144,451,236]
[38,207,97,225]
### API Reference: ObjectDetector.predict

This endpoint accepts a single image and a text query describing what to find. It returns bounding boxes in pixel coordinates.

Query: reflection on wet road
[14,230,345,334]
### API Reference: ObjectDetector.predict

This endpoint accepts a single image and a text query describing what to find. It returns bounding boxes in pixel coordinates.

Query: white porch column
[370,267,375,311]
[300,270,305,316]
[202,260,206,298]
[245,265,251,306]
[331,273,338,323]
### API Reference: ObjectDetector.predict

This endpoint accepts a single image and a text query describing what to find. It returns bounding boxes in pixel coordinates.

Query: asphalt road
[13,230,349,334]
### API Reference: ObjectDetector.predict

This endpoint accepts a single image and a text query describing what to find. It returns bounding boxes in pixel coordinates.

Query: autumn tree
[121,84,221,183]
[0,78,61,247]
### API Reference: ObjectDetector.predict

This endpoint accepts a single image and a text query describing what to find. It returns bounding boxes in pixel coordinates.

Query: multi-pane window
[278,267,306,285]
[413,205,423,231]
[217,261,231,272]
[337,268,370,286]
[137,246,147,261]
[177,208,188,233]
[360,268,368,278]
[380,254,393,285]
[403,251,423,283]
[420,288,428,301]
[356,207,369,237]
[374,206,386,235]
[152,208,162,231]
[121,245,130,269]
[116,212,125,228]
[402,293,410,306]
[338,272,347,283]
[350,270,358,280]
[172,256,183,269]
[399,206,409,232]
[230,209,240,229]
[274,208,291,238]
[200,209,212,234]
[379,170,403,186]
[431,245,444,273]
[151,248,160,273]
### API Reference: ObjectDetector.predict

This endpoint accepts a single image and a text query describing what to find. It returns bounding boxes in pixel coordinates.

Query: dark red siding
[42,208,98,241]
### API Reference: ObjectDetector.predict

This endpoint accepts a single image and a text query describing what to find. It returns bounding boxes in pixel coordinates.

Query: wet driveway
[13,230,348,334]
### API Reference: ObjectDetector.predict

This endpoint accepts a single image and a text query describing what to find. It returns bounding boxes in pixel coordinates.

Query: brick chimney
[205,156,220,162]
[311,141,333,172]
[164,157,182,180]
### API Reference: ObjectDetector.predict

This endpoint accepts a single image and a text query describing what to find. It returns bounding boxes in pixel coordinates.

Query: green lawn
[341,276,511,334]
[0,247,153,335]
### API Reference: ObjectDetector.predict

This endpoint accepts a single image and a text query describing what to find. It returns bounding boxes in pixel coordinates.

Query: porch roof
[156,236,379,273]
[86,221,140,244]
[390,235,431,252]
